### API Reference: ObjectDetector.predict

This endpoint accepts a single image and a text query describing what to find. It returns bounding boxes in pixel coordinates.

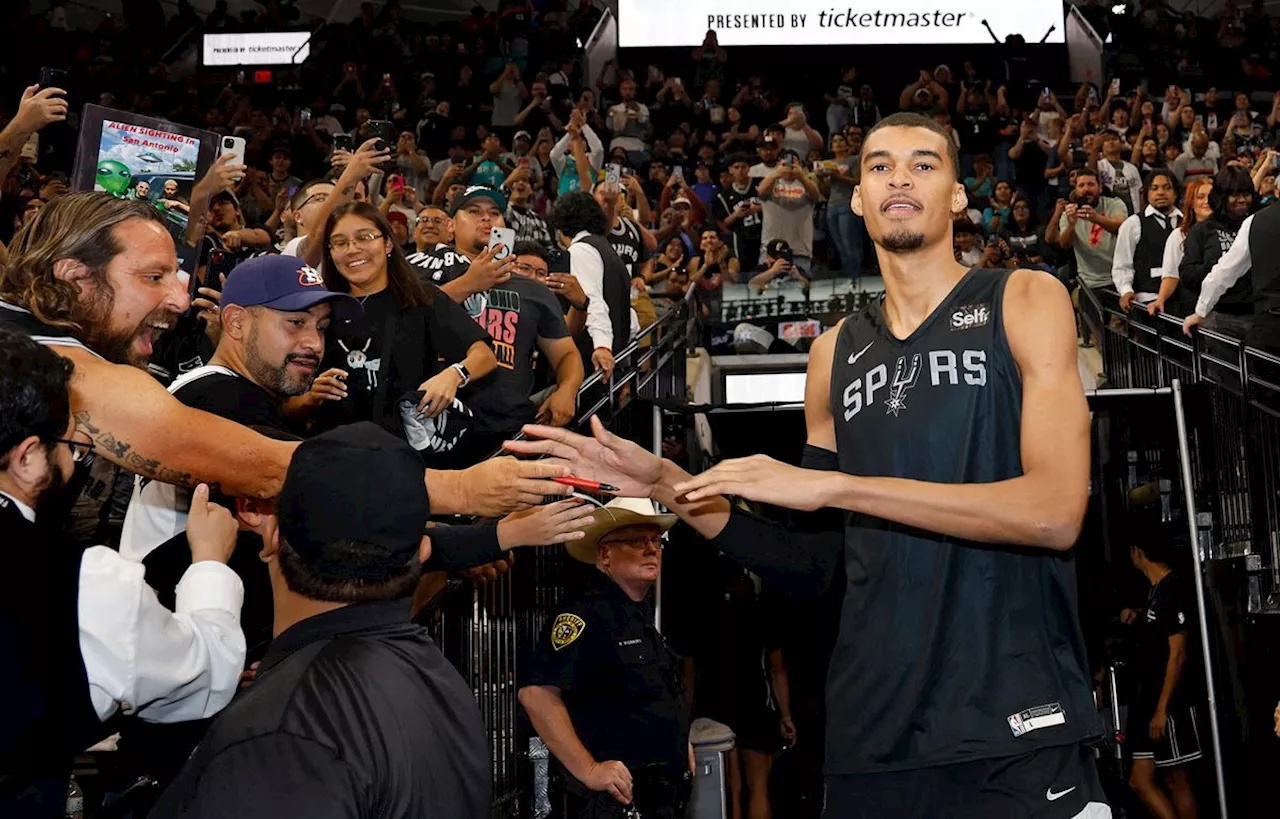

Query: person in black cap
[149,423,493,819]
[747,239,809,293]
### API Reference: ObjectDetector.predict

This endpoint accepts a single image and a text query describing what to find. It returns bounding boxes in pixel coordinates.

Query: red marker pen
[555,477,620,493]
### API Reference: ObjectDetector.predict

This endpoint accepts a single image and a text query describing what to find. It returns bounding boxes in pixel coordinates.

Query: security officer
[519,497,691,819]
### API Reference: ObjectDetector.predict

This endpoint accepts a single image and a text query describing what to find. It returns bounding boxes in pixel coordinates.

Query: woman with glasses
[303,202,496,448]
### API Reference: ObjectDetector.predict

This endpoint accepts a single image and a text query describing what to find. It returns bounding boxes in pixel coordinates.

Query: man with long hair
[0,192,573,522]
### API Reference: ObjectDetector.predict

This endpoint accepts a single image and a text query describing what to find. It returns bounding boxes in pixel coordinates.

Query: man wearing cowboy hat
[519,497,693,819]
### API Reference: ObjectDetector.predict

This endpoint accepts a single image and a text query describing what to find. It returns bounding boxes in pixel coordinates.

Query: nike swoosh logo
[847,341,874,366]
[1045,786,1076,802]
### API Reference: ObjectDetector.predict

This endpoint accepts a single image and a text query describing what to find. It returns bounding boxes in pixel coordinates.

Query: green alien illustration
[95,159,132,197]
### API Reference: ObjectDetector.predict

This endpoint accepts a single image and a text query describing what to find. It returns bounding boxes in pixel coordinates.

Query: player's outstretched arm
[676,271,1089,551]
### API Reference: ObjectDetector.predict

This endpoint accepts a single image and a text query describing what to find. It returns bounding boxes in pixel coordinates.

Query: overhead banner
[202,31,311,66]
[617,0,1065,47]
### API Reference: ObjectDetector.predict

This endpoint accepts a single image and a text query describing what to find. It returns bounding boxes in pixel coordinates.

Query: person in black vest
[150,424,492,819]
[0,329,243,819]
[1114,170,1183,312]
[1183,199,1280,350]
[552,191,633,380]
[509,112,1107,817]
[1177,166,1256,333]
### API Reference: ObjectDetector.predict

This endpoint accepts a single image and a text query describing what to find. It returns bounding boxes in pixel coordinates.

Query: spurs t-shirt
[1133,573,1197,708]
[714,184,764,264]
[421,252,570,435]
[608,217,645,277]
[314,285,488,433]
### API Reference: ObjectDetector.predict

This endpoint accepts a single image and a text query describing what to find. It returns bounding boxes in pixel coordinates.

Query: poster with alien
[95,119,201,221]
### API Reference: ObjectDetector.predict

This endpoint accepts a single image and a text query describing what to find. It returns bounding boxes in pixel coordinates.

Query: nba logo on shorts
[1007,714,1025,737]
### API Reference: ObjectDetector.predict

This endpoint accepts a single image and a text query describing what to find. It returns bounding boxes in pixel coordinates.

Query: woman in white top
[1150,176,1214,316]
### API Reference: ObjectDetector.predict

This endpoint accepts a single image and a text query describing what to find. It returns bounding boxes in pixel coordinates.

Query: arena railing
[1078,282,1280,816]
[426,292,695,816]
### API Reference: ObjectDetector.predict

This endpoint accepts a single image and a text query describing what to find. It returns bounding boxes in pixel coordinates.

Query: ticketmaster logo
[707,10,970,30]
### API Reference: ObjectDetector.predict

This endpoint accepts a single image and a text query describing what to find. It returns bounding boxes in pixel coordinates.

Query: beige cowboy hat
[565,497,677,564]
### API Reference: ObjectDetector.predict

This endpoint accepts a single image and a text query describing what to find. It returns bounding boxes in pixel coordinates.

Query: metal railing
[426,296,694,816]
[1079,284,1280,816]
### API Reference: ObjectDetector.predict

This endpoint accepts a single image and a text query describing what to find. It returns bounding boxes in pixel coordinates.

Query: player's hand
[13,85,68,133]
[497,499,596,548]
[1119,607,1139,625]
[583,760,633,804]
[780,716,798,745]
[1183,312,1204,337]
[1149,707,1168,741]
[186,484,238,565]
[1147,299,1166,317]
[505,415,665,499]
[592,348,615,380]
[193,273,227,345]
[536,386,577,427]
[462,246,516,292]
[673,454,836,512]
[416,366,464,418]
[1119,291,1137,312]
[309,368,348,402]
[456,456,572,516]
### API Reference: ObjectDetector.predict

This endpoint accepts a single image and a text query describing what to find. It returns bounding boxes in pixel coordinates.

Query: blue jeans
[825,203,864,280]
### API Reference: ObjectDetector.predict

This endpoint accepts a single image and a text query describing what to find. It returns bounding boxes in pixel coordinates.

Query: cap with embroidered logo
[220,255,362,321]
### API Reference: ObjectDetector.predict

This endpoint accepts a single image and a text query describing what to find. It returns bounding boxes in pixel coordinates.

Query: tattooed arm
[62,348,297,499]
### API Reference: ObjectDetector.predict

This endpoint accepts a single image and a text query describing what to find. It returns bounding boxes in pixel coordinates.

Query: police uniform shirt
[524,581,689,773]
[149,601,491,819]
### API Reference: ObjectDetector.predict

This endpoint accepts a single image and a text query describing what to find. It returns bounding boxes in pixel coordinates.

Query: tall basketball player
[506,112,1108,818]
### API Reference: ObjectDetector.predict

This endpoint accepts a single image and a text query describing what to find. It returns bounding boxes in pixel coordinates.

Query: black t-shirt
[961,109,999,154]
[713,184,764,262]
[450,276,569,436]
[315,285,488,434]
[1134,572,1194,707]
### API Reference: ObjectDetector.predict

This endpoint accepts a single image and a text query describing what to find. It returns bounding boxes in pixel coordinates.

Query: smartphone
[671,165,684,183]
[488,226,516,260]
[219,136,247,178]
[236,70,247,85]
[1041,86,1052,99]
[285,184,300,201]
[19,133,39,163]
[368,119,395,152]
[518,156,530,168]
[387,174,406,195]
[1109,78,1121,95]
[299,107,311,127]
[333,133,354,152]
[38,67,68,90]
[200,249,236,305]
[605,163,621,186]
[1087,87,1099,102]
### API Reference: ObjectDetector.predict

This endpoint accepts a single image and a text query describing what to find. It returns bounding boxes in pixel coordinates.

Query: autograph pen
[554,476,620,493]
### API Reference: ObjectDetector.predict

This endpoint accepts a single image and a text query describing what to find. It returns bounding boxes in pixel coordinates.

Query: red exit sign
[253,70,273,84]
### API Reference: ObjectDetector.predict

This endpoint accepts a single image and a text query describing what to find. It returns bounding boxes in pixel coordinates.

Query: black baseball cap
[220,255,362,322]
[278,422,430,582]
[765,239,793,260]
[449,185,509,216]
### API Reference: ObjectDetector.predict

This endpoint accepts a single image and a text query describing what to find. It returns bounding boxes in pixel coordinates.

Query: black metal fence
[424,296,694,816]
[1078,286,1280,817]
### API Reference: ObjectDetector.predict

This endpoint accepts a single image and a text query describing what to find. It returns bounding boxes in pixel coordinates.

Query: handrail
[1067,3,1106,51]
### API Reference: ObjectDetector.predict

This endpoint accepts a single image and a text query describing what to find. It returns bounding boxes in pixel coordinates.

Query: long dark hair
[320,201,433,310]
[1009,196,1038,232]
[1208,166,1256,225]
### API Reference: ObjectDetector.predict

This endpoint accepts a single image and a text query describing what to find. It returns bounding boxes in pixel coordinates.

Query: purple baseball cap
[220,255,362,322]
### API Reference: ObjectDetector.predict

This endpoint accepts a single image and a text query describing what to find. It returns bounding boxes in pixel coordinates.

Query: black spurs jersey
[825,267,1097,773]
[608,217,644,277]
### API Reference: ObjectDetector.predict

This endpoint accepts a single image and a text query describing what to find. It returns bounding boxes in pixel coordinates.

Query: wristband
[569,296,589,311]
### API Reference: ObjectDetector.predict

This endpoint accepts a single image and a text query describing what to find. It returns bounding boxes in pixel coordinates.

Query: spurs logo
[885,354,922,417]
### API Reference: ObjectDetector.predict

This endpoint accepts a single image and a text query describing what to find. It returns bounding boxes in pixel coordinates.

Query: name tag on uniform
[618,638,642,647]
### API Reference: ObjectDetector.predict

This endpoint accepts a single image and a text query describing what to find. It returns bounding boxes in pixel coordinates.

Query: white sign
[202,32,311,66]
[618,0,1065,47]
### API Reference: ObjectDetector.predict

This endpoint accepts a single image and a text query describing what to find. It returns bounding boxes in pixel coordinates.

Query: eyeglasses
[512,262,549,278]
[418,216,448,226]
[600,535,664,550]
[328,231,386,251]
[53,438,96,463]
[298,192,329,210]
